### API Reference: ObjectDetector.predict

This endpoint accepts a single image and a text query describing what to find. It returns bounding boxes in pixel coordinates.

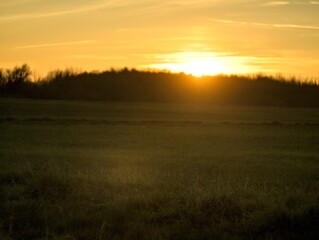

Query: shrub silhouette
[1,64,32,96]
[1,65,319,107]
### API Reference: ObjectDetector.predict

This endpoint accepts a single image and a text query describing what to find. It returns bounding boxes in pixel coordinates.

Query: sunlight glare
[172,59,228,77]
[147,52,250,77]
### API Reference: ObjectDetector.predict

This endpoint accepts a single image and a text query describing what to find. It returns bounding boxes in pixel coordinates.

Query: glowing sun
[171,59,228,77]
[148,52,232,77]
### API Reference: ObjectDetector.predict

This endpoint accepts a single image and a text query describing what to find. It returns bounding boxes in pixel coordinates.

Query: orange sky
[1,0,319,77]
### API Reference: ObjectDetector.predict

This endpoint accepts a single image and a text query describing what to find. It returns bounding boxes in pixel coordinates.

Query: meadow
[1,98,319,240]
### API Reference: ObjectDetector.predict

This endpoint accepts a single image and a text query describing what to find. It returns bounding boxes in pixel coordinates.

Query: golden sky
[1,0,319,77]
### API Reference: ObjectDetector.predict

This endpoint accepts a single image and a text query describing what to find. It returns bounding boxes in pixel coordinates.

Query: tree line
[1,64,319,107]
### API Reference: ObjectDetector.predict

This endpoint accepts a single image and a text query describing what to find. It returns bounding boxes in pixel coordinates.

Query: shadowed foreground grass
[1,99,319,240]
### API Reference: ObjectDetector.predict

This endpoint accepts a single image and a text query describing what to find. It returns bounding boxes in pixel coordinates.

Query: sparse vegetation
[1,99,319,239]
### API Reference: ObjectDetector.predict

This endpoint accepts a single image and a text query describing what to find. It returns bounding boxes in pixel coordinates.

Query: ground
[1,99,319,240]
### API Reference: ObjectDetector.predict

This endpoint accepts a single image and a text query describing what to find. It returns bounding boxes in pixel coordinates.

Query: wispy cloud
[0,14,29,22]
[275,23,319,30]
[34,1,123,18]
[213,19,319,31]
[0,0,40,7]
[0,1,124,22]
[72,54,127,60]
[262,0,319,6]
[262,1,291,6]
[142,52,285,75]
[12,40,96,50]
[294,1,319,5]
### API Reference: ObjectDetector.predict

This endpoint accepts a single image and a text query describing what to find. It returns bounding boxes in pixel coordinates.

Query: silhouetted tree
[1,65,319,107]
[0,68,6,86]
[6,64,31,84]
[0,68,7,96]
[4,64,31,95]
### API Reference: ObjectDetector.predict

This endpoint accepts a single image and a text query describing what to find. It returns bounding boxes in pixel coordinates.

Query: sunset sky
[1,0,319,77]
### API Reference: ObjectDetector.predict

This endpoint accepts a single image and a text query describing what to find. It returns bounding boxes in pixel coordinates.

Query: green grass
[1,99,319,240]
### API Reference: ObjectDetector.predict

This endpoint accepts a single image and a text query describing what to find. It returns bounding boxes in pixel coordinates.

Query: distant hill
[1,64,319,107]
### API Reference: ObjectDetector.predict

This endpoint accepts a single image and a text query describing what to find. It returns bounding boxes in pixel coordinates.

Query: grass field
[1,99,319,240]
